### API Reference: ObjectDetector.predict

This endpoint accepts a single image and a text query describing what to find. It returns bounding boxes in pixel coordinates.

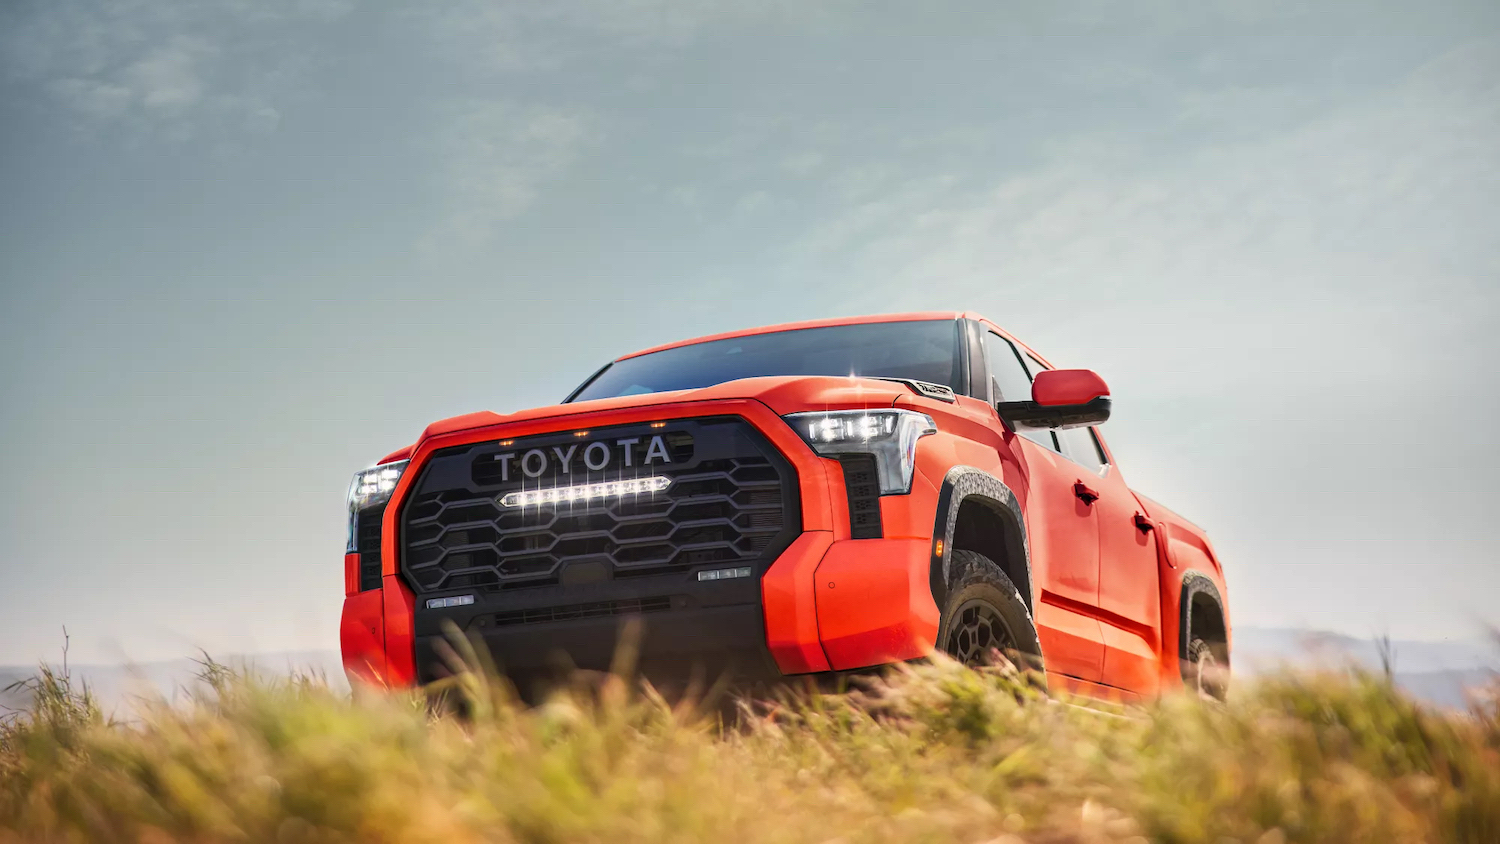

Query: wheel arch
[930,466,1033,613]
[1179,571,1228,664]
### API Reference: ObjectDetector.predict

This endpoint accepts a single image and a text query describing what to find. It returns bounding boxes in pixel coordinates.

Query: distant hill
[1232,627,1497,672]
[0,668,33,712]
[3,630,1494,715]
[1232,626,1497,708]
[1,651,346,718]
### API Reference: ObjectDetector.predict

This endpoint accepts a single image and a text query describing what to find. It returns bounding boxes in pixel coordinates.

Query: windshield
[568,319,962,402]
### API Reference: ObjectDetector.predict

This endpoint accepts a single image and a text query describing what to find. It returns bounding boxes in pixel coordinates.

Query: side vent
[357,504,386,591]
[838,455,884,539]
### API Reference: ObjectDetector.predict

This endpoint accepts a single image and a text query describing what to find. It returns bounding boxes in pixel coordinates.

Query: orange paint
[341,312,1230,704]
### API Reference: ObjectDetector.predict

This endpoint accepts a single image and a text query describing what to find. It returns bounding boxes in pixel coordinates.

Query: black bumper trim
[414,602,783,691]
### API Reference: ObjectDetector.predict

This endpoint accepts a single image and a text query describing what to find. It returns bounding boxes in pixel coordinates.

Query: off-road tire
[936,549,1043,672]
[1187,636,1227,700]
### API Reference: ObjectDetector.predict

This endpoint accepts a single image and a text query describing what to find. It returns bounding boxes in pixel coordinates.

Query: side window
[983,332,1032,403]
[1022,352,1108,473]
[984,333,1058,451]
[1056,426,1108,475]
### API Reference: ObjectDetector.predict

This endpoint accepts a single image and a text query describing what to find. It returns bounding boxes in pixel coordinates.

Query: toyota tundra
[341,312,1231,700]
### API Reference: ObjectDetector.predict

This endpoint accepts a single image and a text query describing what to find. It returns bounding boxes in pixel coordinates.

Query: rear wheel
[1187,636,1227,700]
[937,549,1042,671]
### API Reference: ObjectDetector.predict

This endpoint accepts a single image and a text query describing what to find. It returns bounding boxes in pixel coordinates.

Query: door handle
[1133,512,1154,533]
[1073,481,1100,504]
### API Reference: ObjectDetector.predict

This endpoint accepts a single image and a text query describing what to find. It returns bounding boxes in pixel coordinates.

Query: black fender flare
[1178,571,1226,662]
[929,465,1033,612]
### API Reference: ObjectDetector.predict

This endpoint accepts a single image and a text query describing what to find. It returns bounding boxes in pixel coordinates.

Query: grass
[1,647,1497,844]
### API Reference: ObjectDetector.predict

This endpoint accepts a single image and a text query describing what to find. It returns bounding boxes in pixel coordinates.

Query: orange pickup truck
[342,312,1230,701]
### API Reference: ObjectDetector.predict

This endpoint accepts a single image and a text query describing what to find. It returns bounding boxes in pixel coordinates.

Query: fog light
[426,595,475,609]
[698,566,753,581]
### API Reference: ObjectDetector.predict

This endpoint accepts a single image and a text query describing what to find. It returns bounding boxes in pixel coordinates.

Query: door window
[1056,426,1108,475]
[983,332,1032,404]
[984,332,1059,451]
[1022,352,1108,472]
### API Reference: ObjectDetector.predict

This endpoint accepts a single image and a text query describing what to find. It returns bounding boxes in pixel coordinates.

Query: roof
[616,311,972,361]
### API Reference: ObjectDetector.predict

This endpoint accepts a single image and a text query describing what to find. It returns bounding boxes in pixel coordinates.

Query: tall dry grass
[2,649,1496,843]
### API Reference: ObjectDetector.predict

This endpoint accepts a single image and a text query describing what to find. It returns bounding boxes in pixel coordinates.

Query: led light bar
[499,476,672,508]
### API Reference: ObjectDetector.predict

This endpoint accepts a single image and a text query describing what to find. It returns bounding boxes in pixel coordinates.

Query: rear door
[982,331,1103,682]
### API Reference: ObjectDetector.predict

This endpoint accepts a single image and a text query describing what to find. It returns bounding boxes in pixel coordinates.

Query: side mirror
[997,369,1111,430]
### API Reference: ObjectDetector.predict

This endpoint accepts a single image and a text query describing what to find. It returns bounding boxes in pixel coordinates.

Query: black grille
[839,454,884,539]
[356,503,386,591]
[489,596,674,628]
[399,417,799,595]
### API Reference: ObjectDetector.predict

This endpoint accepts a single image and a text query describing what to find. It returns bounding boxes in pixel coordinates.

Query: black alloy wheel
[936,548,1043,674]
[944,598,1019,666]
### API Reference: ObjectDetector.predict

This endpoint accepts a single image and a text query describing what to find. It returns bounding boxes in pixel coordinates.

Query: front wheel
[936,549,1043,672]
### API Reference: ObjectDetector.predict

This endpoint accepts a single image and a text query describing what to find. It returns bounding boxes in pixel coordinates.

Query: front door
[1014,434,1105,682]
[981,330,1102,682]
[1056,426,1162,695]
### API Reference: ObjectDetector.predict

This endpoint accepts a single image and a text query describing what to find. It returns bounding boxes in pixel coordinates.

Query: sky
[2,3,1498,665]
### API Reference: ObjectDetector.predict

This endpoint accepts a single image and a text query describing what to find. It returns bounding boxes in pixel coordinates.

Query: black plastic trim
[402,415,800,686]
[996,395,1112,430]
[355,503,386,592]
[561,361,614,404]
[963,319,987,400]
[1179,571,1227,662]
[399,416,800,596]
[415,600,784,692]
[952,317,972,399]
[838,454,884,539]
[929,466,1032,611]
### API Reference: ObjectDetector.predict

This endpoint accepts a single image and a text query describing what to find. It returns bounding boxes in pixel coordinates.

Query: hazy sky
[2,4,1498,665]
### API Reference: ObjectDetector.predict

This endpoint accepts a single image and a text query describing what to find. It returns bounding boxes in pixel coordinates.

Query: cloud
[787,37,1500,363]
[122,35,212,112]
[46,77,133,120]
[1,0,348,140]
[423,103,598,251]
[423,0,865,63]
[737,37,1500,635]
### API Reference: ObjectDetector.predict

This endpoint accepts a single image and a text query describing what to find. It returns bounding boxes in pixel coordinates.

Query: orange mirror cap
[1033,369,1110,407]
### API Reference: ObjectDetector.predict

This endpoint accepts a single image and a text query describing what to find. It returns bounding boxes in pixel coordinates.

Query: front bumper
[340,398,942,687]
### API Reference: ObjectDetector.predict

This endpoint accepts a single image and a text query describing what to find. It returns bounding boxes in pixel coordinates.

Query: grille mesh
[399,419,796,595]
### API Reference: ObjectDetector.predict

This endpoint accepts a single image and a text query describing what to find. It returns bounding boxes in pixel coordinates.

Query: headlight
[784,409,936,495]
[346,460,408,553]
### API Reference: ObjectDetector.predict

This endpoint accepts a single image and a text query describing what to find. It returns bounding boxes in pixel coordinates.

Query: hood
[415,375,908,443]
